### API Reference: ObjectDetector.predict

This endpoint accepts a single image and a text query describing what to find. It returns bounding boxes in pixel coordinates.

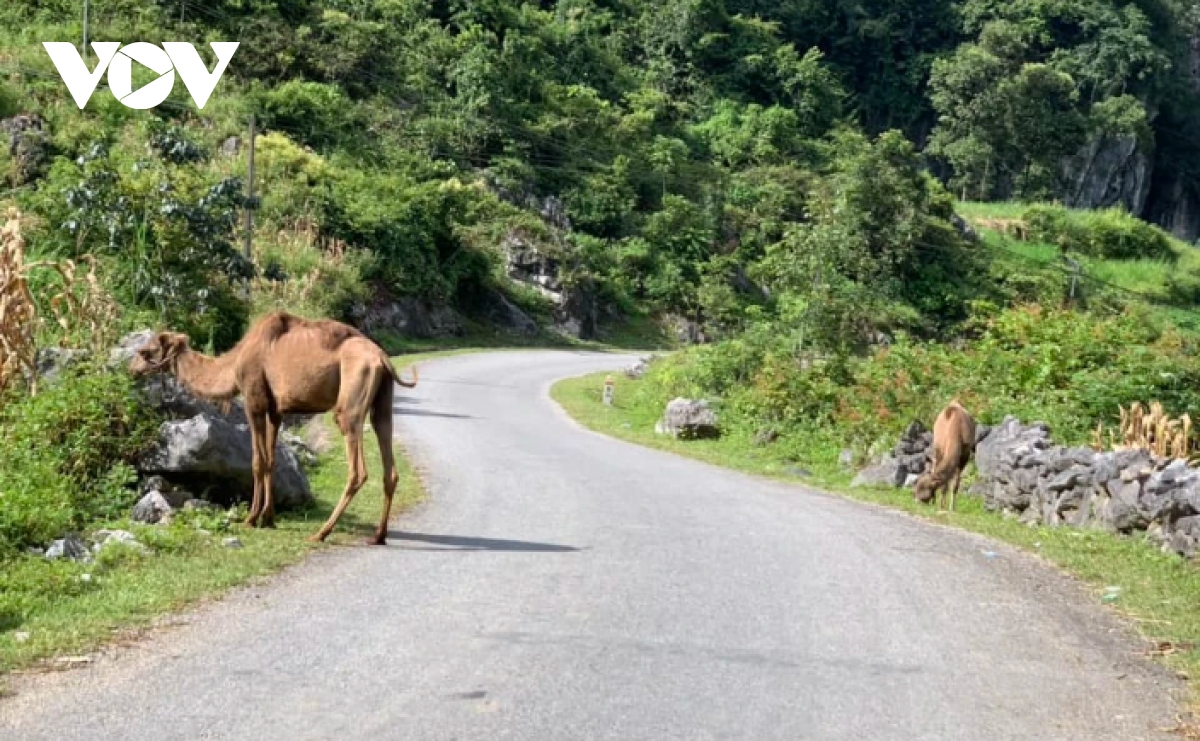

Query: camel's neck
[173,348,240,402]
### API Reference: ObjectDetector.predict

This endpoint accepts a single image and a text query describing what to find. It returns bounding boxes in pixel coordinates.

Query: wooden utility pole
[242,114,257,298]
[82,0,89,60]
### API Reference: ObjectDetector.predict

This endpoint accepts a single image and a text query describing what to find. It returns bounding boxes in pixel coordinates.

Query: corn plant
[44,254,121,353]
[0,208,120,396]
[0,206,37,394]
[1091,401,1196,461]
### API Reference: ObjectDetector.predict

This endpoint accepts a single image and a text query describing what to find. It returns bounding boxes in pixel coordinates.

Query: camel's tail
[387,361,419,388]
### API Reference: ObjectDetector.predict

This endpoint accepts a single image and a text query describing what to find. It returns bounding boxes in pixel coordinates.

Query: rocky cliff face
[1062,134,1153,217]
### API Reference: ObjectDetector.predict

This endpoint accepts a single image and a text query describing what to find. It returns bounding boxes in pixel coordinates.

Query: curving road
[0,351,1182,740]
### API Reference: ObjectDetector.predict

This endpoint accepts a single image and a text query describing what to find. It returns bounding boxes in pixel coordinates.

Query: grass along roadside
[0,349,467,682]
[552,371,1200,712]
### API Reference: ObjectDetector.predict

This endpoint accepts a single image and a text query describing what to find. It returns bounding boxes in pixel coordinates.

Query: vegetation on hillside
[3,0,1200,350]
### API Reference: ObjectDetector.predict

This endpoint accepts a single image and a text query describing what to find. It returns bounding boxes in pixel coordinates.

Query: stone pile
[850,421,935,489]
[858,412,1200,559]
[971,416,1200,558]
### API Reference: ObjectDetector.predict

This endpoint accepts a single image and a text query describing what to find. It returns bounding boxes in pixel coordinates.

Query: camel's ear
[158,332,189,362]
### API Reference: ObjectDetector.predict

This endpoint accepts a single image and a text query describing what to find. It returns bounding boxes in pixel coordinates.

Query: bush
[0,365,161,555]
[638,306,1200,464]
[1024,204,1177,262]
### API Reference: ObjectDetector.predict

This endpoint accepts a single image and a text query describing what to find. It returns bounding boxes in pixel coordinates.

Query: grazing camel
[912,399,977,512]
[129,311,417,545]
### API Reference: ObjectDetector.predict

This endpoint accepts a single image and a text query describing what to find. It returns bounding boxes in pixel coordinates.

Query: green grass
[956,200,1035,220]
[553,371,1200,709]
[962,201,1200,332]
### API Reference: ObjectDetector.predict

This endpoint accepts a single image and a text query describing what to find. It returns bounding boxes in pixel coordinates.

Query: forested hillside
[3,0,1200,461]
[3,0,1200,351]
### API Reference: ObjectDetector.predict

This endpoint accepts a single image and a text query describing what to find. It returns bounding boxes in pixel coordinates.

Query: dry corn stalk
[0,207,38,394]
[0,207,120,396]
[1092,401,1195,461]
[44,254,120,352]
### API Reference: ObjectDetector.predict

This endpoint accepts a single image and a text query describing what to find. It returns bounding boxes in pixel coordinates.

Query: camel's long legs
[370,378,398,546]
[260,411,282,528]
[245,412,268,527]
[309,419,367,543]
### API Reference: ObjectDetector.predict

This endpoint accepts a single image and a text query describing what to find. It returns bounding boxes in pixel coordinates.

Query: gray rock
[109,329,156,369]
[220,136,241,156]
[950,212,978,242]
[91,529,148,554]
[754,429,779,447]
[555,281,599,340]
[624,358,651,380]
[1097,479,1147,533]
[131,490,174,525]
[34,347,90,386]
[1063,134,1152,217]
[182,499,218,512]
[851,456,907,489]
[504,230,563,295]
[838,449,855,469]
[351,295,465,340]
[222,537,243,549]
[480,290,540,336]
[668,315,707,346]
[1043,466,1091,493]
[140,414,313,510]
[140,476,192,508]
[1170,516,1200,558]
[45,535,91,563]
[1,113,50,184]
[1146,521,1170,548]
[281,431,318,470]
[655,398,720,440]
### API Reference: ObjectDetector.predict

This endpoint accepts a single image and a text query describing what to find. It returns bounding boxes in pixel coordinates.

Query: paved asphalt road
[0,351,1183,740]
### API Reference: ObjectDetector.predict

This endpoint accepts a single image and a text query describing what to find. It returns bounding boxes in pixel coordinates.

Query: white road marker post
[602,375,615,407]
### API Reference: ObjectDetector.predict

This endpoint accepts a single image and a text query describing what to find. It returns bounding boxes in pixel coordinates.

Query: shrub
[0,365,161,554]
[1024,204,1177,262]
[638,306,1200,465]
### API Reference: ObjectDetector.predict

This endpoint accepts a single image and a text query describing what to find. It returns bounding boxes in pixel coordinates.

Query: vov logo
[42,42,239,110]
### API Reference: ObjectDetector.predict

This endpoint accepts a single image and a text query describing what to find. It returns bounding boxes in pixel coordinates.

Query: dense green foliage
[0,365,161,556]
[1023,203,1177,262]
[637,304,1200,462]
[4,0,1199,349]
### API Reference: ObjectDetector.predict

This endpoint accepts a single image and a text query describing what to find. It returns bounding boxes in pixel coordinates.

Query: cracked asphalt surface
[0,350,1182,740]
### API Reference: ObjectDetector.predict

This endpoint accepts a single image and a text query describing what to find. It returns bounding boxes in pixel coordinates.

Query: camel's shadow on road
[392,395,475,420]
[386,531,583,553]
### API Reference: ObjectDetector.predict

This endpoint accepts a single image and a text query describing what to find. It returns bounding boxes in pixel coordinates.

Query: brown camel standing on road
[129,311,417,544]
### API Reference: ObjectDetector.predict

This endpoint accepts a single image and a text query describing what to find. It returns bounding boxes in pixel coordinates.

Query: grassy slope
[553,371,1200,710]
[960,202,1200,324]
[0,350,453,678]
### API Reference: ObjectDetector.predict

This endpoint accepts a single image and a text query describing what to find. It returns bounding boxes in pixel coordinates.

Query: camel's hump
[250,311,367,350]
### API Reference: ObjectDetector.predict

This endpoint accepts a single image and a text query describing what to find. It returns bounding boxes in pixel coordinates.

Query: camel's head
[912,473,939,504]
[129,331,190,377]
